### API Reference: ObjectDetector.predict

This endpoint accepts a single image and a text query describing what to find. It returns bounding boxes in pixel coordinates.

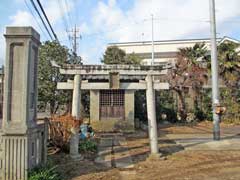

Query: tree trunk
[50,101,56,115]
[177,90,187,121]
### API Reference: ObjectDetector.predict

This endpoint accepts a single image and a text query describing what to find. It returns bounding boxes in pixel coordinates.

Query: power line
[57,0,71,46]
[30,0,53,40]
[73,0,79,27]
[64,0,74,28]
[24,0,48,39]
[36,0,59,42]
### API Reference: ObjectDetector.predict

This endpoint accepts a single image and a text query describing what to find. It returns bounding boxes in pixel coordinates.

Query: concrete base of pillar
[147,153,166,161]
[70,154,84,161]
[69,128,83,160]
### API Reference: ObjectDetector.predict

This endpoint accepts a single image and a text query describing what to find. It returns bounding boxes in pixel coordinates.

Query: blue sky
[0,0,240,65]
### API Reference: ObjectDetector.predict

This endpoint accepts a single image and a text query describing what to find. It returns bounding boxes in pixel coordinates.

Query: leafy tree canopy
[38,41,72,114]
[101,46,142,64]
[217,42,240,89]
[178,42,209,64]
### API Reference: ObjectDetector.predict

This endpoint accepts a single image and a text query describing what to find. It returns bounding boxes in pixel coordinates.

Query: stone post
[2,27,46,180]
[72,74,81,119]
[146,74,159,155]
[70,74,82,159]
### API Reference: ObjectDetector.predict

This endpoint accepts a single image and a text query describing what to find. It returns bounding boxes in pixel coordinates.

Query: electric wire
[30,0,54,40]
[36,0,59,42]
[64,0,74,28]
[57,0,71,47]
[24,0,48,39]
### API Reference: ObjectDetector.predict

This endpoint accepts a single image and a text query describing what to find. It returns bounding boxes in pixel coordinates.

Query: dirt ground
[50,121,240,180]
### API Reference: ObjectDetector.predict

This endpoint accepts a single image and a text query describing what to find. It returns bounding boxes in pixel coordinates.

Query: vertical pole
[151,14,155,66]
[73,24,77,57]
[70,74,82,159]
[146,75,159,154]
[72,74,81,119]
[209,0,220,140]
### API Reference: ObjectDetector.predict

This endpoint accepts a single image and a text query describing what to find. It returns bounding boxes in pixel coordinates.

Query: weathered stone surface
[91,119,135,133]
[1,26,47,180]
[72,74,81,119]
[90,90,100,121]
[146,75,159,154]
[125,90,135,128]
[95,135,133,169]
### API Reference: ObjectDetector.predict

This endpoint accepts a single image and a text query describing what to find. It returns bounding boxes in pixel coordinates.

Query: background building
[109,37,240,65]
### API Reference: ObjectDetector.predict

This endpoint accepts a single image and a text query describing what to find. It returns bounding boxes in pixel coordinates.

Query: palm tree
[217,42,240,91]
[168,43,208,121]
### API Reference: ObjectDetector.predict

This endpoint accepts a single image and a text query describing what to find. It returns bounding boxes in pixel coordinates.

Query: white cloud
[0,0,75,65]
[9,0,74,34]
[90,0,240,42]
[0,11,37,65]
[10,10,36,27]
[2,0,239,65]
[43,0,73,25]
[74,0,239,64]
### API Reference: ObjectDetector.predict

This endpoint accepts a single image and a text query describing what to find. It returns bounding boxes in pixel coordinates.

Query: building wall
[111,39,213,65]
[109,37,240,65]
[90,90,100,121]
[125,90,135,127]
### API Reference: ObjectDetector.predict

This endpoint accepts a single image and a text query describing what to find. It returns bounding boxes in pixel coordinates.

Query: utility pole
[72,25,79,57]
[209,0,220,140]
[151,14,155,66]
[69,25,82,64]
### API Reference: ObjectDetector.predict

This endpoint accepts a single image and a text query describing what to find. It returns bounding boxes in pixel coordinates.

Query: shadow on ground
[49,122,240,180]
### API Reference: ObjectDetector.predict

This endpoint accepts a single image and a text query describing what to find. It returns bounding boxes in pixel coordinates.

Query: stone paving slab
[95,135,133,169]
[99,138,113,147]
[165,134,240,151]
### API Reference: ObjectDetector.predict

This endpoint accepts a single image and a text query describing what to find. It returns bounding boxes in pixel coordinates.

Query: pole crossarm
[57,81,170,90]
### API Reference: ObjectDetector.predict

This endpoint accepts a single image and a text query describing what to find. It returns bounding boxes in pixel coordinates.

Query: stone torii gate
[57,64,171,156]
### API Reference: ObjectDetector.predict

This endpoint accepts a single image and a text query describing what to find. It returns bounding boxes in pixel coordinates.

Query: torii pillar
[146,74,159,155]
[69,74,82,159]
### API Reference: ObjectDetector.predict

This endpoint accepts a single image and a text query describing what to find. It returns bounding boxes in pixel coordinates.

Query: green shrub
[201,89,213,121]
[79,139,97,153]
[194,107,207,121]
[28,164,61,180]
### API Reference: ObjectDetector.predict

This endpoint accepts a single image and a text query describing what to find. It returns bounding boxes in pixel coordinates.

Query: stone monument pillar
[146,74,159,155]
[2,27,46,180]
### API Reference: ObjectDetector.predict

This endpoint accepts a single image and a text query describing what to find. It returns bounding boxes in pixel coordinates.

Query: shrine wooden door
[100,90,125,120]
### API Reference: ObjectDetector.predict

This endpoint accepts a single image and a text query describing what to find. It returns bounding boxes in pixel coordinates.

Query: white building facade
[109,37,240,65]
